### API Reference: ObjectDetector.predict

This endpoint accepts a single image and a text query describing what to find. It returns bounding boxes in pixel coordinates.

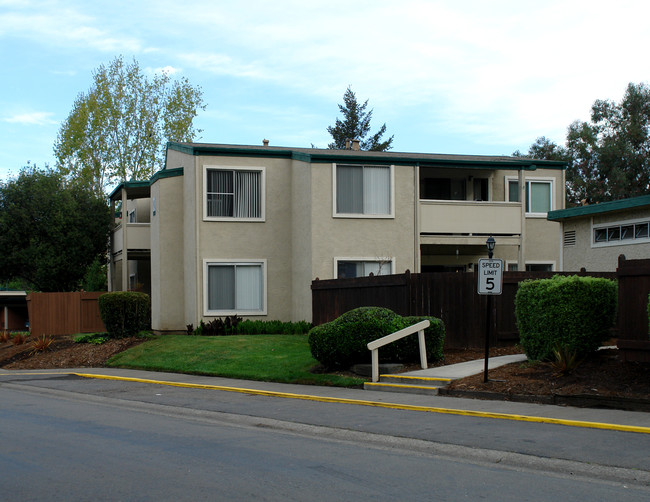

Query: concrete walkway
[403,353,528,380]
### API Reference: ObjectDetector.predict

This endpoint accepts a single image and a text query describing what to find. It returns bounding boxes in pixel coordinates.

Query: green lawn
[107,334,366,387]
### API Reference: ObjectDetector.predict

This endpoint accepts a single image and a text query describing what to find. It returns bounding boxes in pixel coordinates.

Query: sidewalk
[3,361,649,432]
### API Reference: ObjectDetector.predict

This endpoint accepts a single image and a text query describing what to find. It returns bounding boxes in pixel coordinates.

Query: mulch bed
[0,334,146,369]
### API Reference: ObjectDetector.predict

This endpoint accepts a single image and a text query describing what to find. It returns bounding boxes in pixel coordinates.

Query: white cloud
[149,65,180,76]
[3,112,57,126]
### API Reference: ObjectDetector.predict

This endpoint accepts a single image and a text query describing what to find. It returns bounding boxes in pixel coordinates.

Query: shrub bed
[98,292,151,339]
[515,275,617,361]
[308,307,445,369]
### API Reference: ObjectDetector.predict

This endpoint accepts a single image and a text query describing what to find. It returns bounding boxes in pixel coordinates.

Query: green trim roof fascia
[108,167,184,200]
[151,166,184,183]
[108,180,150,200]
[166,142,567,171]
[548,195,650,221]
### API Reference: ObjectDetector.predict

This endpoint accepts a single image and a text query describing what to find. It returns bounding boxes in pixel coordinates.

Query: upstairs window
[335,258,394,278]
[335,164,393,217]
[507,178,553,215]
[205,167,264,220]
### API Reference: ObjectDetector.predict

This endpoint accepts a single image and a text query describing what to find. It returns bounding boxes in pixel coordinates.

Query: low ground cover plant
[74,333,110,345]
[308,307,445,369]
[515,275,617,361]
[188,319,312,336]
[98,292,151,338]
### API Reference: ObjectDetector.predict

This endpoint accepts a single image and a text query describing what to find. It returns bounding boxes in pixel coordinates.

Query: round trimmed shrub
[308,307,445,369]
[515,275,617,361]
[98,291,151,338]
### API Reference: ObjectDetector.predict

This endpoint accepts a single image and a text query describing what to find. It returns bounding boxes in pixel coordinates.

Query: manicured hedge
[98,292,151,338]
[308,307,445,369]
[515,275,617,361]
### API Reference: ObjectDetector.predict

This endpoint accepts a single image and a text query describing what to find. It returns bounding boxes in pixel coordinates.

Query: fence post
[418,329,427,369]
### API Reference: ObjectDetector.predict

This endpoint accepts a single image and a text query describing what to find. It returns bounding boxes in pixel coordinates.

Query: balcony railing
[111,223,151,254]
[419,200,521,235]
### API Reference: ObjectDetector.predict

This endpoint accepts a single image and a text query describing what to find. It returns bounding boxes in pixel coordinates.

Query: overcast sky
[1,0,649,182]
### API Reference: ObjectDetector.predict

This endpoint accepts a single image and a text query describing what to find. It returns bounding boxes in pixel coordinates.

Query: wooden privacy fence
[312,270,617,349]
[616,255,650,361]
[26,292,106,336]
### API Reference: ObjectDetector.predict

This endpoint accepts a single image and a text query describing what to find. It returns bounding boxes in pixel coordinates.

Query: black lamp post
[486,236,495,259]
[484,236,495,382]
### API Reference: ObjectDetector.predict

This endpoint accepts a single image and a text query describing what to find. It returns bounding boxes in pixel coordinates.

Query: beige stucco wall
[150,174,185,331]
[310,163,417,283]
[562,208,650,271]
[194,155,295,322]
[291,159,314,321]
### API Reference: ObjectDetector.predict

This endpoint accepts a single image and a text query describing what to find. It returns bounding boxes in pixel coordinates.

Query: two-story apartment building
[109,141,566,332]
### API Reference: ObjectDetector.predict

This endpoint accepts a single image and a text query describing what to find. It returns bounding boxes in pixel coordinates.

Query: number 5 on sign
[477,259,503,295]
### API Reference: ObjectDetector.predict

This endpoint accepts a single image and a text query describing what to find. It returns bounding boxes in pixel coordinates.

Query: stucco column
[121,188,128,291]
[518,168,526,270]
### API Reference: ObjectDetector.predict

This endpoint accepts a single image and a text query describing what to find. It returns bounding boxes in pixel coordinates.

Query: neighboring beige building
[548,195,650,271]
[109,141,566,332]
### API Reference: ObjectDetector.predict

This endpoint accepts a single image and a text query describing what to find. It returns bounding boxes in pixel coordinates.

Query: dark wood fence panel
[26,292,106,336]
[312,270,617,349]
[617,255,650,341]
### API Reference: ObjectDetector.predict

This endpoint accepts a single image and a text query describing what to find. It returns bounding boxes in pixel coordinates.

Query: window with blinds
[205,168,263,220]
[206,262,265,313]
[335,164,392,216]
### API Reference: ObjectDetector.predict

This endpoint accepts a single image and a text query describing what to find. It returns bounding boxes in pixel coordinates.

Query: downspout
[195,155,201,325]
[414,163,420,273]
[518,168,526,270]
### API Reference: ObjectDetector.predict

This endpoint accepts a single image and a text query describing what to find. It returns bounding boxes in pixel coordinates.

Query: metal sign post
[477,253,503,383]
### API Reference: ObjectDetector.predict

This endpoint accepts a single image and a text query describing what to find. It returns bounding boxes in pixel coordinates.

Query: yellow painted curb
[365,382,440,390]
[381,374,452,382]
[72,373,650,435]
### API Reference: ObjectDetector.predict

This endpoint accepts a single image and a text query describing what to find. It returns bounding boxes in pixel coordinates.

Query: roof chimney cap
[263,139,269,146]
[345,139,351,149]
[351,139,361,151]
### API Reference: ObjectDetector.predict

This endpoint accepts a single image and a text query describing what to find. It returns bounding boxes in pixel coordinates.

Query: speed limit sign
[477,258,503,295]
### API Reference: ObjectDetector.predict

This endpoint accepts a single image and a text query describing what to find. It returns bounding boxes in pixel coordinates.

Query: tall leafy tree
[513,136,569,161]
[0,166,111,291]
[518,83,650,205]
[566,82,650,204]
[327,86,394,151]
[54,56,205,195]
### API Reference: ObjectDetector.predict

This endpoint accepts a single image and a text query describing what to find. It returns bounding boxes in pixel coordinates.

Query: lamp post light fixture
[486,236,495,259]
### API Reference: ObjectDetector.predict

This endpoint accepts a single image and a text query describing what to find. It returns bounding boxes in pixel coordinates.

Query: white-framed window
[204,166,265,221]
[128,208,137,223]
[204,259,267,315]
[506,262,555,272]
[505,177,554,216]
[334,257,395,278]
[592,218,650,247]
[333,164,394,218]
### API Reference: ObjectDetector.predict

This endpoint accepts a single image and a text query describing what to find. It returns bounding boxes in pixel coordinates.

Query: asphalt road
[1,371,649,501]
